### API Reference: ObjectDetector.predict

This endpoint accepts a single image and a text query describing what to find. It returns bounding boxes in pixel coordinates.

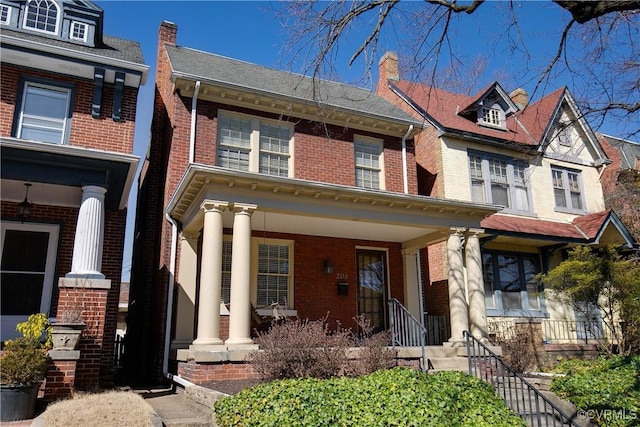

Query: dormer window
[0,4,11,25]
[482,107,501,127]
[23,0,60,35]
[70,21,88,42]
[478,97,506,129]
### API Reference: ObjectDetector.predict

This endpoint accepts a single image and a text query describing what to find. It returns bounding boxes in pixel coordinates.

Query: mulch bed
[202,378,263,395]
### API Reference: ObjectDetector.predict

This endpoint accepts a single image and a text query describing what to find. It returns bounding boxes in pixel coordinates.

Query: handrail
[465,331,580,427]
[388,298,427,371]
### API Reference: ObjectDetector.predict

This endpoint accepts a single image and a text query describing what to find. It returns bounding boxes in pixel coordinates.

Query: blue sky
[96,1,631,280]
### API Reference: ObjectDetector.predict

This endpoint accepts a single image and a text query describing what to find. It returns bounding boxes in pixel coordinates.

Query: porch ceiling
[168,165,501,248]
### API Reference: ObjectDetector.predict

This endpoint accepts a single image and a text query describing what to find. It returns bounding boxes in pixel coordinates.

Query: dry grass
[42,390,155,427]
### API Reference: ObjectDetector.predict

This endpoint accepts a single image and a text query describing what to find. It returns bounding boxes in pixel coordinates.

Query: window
[256,242,290,307]
[17,81,71,144]
[482,107,501,127]
[70,21,88,42]
[478,97,505,129]
[23,0,60,35]
[220,237,294,310]
[0,5,11,25]
[552,167,584,212]
[483,252,545,316]
[468,152,531,212]
[354,137,383,190]
[217,112,292,177]
[556,122,573,147]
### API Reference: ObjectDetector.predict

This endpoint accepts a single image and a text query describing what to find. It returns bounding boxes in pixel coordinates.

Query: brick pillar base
[44,350,80,402]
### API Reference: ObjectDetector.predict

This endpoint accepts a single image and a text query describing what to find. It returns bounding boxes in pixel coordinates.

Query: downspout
[189,81,201,164]
[401,125,413,194]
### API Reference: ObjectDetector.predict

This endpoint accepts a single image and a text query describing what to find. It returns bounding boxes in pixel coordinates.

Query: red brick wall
[44,359,77,401]
[178,360,258,384]
[1,202,126,389]
[0,65,137,153]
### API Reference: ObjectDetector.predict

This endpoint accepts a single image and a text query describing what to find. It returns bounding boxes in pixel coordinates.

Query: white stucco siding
[532,158,605,221]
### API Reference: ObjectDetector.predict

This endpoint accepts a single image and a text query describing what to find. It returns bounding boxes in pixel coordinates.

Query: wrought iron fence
[465,331,580,426]
[114,334,125,368]
[542,320,604,344]
[424,314,447,346]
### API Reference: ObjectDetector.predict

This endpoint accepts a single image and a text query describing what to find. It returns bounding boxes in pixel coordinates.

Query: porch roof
[167,164,501,248]
[481,210,636,248]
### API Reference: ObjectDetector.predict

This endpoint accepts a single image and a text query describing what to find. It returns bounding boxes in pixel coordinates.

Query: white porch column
[226,203,257,347]
[192,201,227,348]
[402,249,421,319]
[67,185,106,279]
[175,232,199,348]
[446,228,468,345]
[466,229,487,339]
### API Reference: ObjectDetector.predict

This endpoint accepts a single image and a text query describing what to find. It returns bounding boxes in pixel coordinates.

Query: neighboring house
[0,0,147,397]
[376,52,636,346]
[127,22,501,384]
[598,134,640,242]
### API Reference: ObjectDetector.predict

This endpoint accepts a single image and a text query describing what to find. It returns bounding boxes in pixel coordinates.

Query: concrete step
[145,391,215,427]
[428,357,469,371]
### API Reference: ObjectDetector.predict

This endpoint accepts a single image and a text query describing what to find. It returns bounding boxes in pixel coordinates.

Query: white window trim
[483,252,548,318]
[468,151,533,214]
[70,20,88,42]
[0,5,11,25]
[354,135,385,190]
[478,98,506,130]
[17,81,71,145]
[251,237,295,313]
[22,0,60,35]
[551,166,586,214]
[0,221,59,341]
[217,110,294,177]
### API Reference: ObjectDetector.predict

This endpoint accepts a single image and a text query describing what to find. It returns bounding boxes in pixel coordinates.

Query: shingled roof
[1,28,145,65]
[166,45,422,126]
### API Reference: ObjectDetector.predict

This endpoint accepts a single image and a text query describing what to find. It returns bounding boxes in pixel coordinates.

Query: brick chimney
[510,88,528,110]
[159,20,177,46]
[379,51,399,82]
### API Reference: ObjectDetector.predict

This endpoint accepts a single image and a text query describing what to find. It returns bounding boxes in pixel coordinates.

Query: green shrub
[551,356,640,427]
[1,314,51,385]
[214,367,525,427]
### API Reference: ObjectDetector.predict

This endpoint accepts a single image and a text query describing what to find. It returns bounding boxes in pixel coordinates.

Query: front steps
[395,345,502,372]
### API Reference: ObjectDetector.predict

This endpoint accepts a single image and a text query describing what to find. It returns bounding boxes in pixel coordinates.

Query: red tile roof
[481,210,612,241]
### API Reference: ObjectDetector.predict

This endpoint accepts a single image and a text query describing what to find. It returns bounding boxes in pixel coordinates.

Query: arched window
[23,0,59,35]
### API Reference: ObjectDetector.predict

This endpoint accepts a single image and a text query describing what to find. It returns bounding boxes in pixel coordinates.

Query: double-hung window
[17,81,72,144]
[483,251,545,317]
[354,137,383,190]
[468,152,531,213]
[23,0,59,34]
[219,237,294,311]
[552,167,584,212]
[217,112,292,177]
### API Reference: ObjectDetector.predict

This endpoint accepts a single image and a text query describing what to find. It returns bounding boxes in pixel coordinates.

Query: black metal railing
[543,320,604,344]
[424,314,447,346]
[114,334,125,368]
[388,298,427,371]
[465,331,580,426]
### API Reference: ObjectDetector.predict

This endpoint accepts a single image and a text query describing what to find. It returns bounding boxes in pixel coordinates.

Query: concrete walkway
[138,383,227,427]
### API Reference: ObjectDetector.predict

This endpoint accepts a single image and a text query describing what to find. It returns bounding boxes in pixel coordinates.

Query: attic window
[478,97,506,129]
[70,21,88,42]
[23,0,60,35]
[0,5,10,25]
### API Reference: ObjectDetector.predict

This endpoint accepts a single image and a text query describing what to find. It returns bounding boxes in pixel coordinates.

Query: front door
[356,249,388,333]
[0,222,59,342]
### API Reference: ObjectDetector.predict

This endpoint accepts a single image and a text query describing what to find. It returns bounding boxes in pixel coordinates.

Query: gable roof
[600,134,640,170]
[166,45,422,128]
[390,80,537,147]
